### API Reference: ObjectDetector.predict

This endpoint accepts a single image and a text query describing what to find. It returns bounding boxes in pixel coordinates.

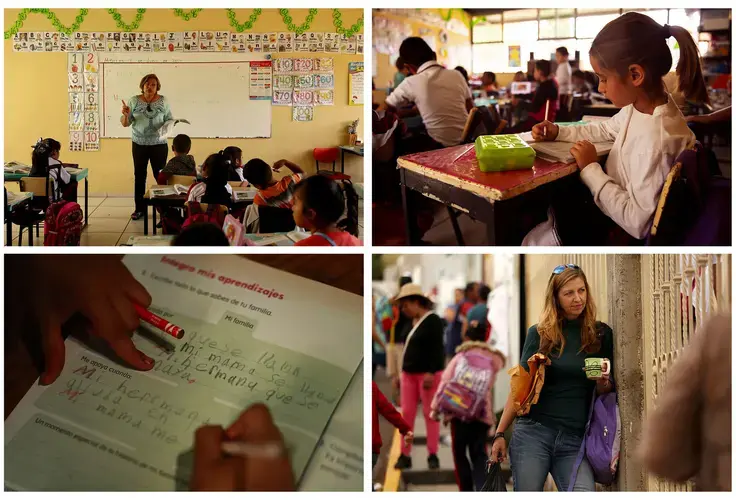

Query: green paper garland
[107,8,146,32]
[5,8,362,40]
[226,9,263,33]
[332,9,363,38]
[279,8,317,35]
[173,9,203,21]
[5,8,89,39]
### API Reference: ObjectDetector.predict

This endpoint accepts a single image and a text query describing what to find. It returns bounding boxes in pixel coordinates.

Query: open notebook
[531,140,614,163]
[4,255,363,491]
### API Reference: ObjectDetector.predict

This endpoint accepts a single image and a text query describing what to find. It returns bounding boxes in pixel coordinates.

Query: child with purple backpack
[430,320,505,491]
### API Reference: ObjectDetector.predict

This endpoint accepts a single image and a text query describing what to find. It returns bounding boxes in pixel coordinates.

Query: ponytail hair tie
[663,24,672,38]
[32,137,49,155]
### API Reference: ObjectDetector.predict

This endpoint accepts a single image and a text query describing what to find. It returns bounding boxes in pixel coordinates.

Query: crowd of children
[372,278,504,491]
[374,11,723,247]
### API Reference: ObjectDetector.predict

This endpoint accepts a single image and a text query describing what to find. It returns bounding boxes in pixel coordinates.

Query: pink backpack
[436,351,495,422]
[182,202,227,230]
[44,200,83,246]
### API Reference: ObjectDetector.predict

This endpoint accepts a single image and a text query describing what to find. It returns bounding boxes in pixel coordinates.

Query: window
[539,9,575,39]
[575,13,619,39]
[472,14,502,44]
[472,43,506,74]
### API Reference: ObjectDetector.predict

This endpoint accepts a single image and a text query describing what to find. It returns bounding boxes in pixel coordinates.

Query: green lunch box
[474,134,536,172]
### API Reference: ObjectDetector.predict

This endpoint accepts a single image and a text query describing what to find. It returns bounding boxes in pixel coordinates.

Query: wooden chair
[168,175,196,186]
[16,177,52,245]
[648,142,730,245]
[459,106,508,144]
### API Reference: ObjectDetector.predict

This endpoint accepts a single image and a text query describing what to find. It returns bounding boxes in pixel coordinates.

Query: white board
[99,52,272,139]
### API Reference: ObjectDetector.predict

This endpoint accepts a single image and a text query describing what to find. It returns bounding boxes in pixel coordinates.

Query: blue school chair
[648,141,731,246]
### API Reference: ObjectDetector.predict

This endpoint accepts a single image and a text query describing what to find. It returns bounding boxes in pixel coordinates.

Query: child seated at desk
[188,151,233,205]
[291,175,361,246]
[244,158,304,209]
[29,137,76,202]
[481,71,500,96]
[523,12,704,246]
[378,37,473,153]
[158,134,195,184]
[509,60,559,132]
[223,145,246,184]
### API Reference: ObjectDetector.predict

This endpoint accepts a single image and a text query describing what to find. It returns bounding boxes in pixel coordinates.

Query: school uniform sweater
[557,94,695,239]
[373,381,411,454]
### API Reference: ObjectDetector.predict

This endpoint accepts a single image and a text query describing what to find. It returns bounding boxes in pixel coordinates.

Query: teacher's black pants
[132,142,168,213]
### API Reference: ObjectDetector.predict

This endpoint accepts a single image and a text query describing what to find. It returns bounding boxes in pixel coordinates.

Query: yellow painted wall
[4,8,364,196]
[373,9,471,91]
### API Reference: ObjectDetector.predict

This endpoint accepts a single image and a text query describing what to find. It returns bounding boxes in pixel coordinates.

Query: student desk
[142,185,254,236]
[5,191,33,246]
[4,254,362,421]
[120,235,175,246]
[397,145,578,245]
[339,145,364,174]
[581,103,619,117]
[4,167,90,227]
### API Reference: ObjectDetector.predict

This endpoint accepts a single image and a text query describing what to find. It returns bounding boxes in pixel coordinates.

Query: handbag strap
[567,389,597,491]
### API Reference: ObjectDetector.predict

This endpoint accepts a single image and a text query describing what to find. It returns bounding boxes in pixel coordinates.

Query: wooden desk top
[4,255,362,417]
[397,144,577,202]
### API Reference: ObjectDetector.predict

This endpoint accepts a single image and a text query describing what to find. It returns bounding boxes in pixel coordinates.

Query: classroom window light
[575,14,619,39]
[472,42,507,74]
[622,9,669,26]
[503,9,539,23]
[503,20,539,44]
[539,9,575,39]
[472,15,503,44]
[575,8,622,16]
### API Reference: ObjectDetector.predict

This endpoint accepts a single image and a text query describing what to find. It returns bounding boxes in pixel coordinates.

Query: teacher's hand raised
[121,100,130,115]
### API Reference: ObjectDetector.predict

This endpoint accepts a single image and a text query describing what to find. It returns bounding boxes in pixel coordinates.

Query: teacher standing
[121,74,173,220]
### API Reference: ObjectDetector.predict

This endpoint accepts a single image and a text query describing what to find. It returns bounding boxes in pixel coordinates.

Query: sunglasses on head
[552,264,580,275]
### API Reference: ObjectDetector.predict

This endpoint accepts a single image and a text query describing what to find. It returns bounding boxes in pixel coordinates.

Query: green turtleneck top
[519,319,614,436]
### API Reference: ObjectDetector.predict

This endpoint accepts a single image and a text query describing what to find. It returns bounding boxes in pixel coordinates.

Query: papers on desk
[4,255,363,491]
[531,140,614,163]
[4,161,30,174]
[247,231,309,246]
[65,167,83,175]
[159,119,190,139]
[150,185,189,197]
[232,189,257,202]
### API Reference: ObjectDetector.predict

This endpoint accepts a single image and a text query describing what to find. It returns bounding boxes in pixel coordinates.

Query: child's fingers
[107,333,155,370]
[40,314,66,385]
[194,425,226,466]
[121,273,152,309]
[113,295,145,333]
[88,296,153,370]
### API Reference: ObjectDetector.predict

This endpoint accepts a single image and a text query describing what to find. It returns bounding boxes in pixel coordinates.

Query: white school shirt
[385,61,471,147]
[48,158,71,200]
[557,94,695,239]
[234,166,245,182]
[187,182,233,203]
[556,61,572,95]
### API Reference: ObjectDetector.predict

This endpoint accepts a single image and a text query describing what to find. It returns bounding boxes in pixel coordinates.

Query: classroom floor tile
[99,197,136,208]
[83,216,131,234]
[80,232,123,246]
[89,206,136,219]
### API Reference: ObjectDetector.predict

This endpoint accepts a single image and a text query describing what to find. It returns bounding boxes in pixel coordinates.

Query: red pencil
[133,303,185,339]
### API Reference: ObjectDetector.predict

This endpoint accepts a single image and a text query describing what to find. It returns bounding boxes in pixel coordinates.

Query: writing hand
[570,140,598,170]
[121,100,130,115]
[36,256,154,385]
[191,404,294,491]
[531,120,559,141]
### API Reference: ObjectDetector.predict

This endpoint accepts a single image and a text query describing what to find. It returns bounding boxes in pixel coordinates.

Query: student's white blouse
[557,94,695,239]
[187,182,233,203]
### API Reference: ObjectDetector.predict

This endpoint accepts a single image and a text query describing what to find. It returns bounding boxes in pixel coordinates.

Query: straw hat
[392,283,433,305]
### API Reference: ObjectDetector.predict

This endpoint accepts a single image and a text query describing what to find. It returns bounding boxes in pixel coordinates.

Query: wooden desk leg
[152,206,157,236]
[28,225,33,246]
[400,168,420,246]
[84,177,89,226]
[447,206,466,246]
[143,202,149,236]
[485,203,497,246]
[6,221,12,246]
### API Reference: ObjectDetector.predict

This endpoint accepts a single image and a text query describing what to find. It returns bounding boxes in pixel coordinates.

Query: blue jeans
[509,418,595,491]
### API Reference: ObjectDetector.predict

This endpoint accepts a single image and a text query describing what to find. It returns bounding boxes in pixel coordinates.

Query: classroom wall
[4,9,364,196]
[373,9,471,90]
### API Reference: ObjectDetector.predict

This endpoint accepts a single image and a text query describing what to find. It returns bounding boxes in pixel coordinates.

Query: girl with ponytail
[524,12,703,246]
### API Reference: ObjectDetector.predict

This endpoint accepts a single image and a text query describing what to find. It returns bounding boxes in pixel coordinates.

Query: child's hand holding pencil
[531,120,559,142]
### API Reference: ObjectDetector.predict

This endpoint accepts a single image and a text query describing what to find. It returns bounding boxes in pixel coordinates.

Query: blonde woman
[490,265,615,491]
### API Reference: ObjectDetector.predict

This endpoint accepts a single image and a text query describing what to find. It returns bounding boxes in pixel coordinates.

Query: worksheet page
[5,255,363,491]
